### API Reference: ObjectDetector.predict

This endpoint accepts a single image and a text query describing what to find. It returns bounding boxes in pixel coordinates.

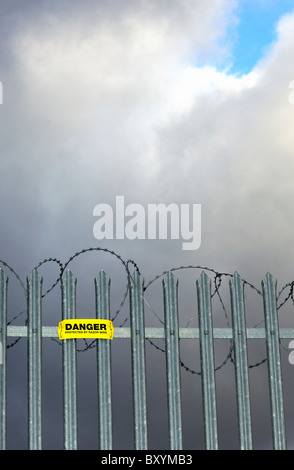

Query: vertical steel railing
[163,272,182,450]
[95,270,113,450]
[61,270,78,450]
[0,269,7,450]
[0,267,292,450]
[196,271,218,450]
[129,270,148,450]
[27,269,42,450]
[262,273,286,450]
[230,272,253,449]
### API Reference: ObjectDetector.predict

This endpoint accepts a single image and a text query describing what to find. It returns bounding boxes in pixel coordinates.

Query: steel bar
[163,272,182,450]
[262,273,286,450]
[0,270,7,450]
[62,270,78,450]
[5,326,294,339]
[129,271,148,450]
[27,269,42,450]
[197,271,218,450]
[230,272,252,450]
[95,270,113,450]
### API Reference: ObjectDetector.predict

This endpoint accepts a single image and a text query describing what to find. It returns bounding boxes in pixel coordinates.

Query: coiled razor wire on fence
[1,247,294,376]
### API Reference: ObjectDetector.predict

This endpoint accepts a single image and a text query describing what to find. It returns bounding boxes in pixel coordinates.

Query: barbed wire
[1,247,294,374]
[144,266,266,374]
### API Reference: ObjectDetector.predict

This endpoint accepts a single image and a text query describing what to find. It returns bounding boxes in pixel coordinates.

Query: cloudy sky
[1,0,294,450]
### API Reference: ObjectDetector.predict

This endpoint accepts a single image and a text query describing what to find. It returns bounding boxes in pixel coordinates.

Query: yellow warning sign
[58,319,113,340]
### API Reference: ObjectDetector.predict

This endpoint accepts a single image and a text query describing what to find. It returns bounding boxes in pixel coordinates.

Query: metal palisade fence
[0,250,292,450]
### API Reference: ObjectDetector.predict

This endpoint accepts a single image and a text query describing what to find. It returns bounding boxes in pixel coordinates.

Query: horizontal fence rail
[4,326,294,339]
[0,266,292,450]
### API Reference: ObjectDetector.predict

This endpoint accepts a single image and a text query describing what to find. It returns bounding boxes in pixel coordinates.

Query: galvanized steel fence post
[230,272,253,450]
[129,271,148,450]
[196,272,218,450]
[27,269,42,450]
[61,270,78,450]
[0,269,7,450]
[163,272,182,450]
[95,270,113,450]
[262,273,286,450]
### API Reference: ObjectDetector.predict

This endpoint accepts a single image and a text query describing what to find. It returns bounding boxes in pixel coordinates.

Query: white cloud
[2,0,237,188]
